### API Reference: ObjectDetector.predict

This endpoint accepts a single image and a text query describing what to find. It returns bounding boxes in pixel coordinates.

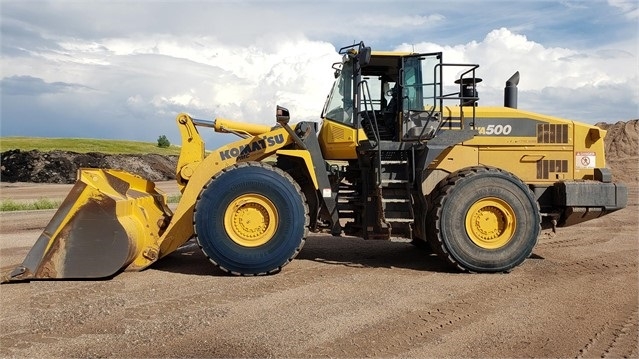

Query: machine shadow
[150,241,227,276]
[296,234,456,273]
[152,234,456,276]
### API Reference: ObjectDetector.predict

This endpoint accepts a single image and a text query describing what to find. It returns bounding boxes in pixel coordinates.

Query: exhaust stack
[504,71,519,109]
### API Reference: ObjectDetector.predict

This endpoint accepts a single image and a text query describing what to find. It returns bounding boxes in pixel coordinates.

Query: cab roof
[363,51,413,82]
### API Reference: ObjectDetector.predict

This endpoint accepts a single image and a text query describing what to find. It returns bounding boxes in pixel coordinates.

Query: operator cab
[319,43,480,160]
[357,52,446,142]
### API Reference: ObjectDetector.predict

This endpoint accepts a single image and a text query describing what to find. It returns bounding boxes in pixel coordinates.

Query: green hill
[0,137,181,155]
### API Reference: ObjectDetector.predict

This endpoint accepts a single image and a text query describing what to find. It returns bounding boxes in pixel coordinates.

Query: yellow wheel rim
[465,197,516,249]
[224,194,278,247]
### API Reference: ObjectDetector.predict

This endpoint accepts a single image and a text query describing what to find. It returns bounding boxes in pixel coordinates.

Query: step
[337,195,360,201]
[384,218,414,223]
[381,198,410,203]
[337,204,363,211]
[381,179,409,184]
[389,237,412,243]
[380,188,412,197]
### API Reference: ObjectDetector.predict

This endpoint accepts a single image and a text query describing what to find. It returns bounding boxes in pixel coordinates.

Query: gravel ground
[0,182,637,358]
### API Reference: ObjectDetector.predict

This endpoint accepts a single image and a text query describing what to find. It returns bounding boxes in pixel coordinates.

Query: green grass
[0,198,62,212]
[0,136,181,155]
[0,195,182,212]
[167,194,182,204]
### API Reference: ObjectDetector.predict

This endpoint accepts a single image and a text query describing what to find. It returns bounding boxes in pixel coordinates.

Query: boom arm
[175,114,276,192]
[156,114,297,263]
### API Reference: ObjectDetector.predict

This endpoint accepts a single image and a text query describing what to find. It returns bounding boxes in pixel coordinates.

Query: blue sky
[1,0,637,148]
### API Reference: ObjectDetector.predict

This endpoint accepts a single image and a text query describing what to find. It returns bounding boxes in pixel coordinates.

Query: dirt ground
[0,181,637,358]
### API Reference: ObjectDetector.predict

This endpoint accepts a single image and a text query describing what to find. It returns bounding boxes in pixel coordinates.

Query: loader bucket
[2,169,172,283]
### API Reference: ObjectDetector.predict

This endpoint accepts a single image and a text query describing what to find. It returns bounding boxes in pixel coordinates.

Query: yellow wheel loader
[2,41,627,282]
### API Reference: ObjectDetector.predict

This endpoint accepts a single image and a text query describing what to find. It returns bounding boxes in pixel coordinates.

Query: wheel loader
[2,41,627,282]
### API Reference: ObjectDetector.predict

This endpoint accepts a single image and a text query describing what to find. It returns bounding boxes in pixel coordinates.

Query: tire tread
[193,161,309,276]
[426,166,541,272]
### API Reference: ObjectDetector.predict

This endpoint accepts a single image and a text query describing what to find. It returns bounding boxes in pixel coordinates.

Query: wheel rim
[465,197,516,249]
[224,194,278,247]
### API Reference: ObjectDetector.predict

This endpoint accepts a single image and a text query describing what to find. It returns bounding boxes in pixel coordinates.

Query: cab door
[402,52,442,112]
[401,53,443,140]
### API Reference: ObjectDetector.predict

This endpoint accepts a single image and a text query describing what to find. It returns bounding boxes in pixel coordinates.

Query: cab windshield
[321,61,354,126]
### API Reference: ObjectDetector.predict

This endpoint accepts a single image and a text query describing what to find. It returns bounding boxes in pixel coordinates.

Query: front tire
[427,167,540,272]
[194,162,309,275]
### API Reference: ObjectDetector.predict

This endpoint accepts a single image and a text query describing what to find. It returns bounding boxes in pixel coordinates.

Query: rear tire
[427,167,540,272]
[194,162,309,275]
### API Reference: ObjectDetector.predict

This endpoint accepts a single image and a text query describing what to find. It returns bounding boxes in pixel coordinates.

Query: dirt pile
[596,120,639,183]
[1,150,177,184]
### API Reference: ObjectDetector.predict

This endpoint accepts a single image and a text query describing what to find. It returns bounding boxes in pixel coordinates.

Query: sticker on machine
[576,151,596,169]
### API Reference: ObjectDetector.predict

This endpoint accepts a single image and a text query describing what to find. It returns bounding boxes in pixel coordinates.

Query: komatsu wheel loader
[2,41,627,282]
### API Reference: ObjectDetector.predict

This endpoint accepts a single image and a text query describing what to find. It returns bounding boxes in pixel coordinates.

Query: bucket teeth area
[2,169,172,282]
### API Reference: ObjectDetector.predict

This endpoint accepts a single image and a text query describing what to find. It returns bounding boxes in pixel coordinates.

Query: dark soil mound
[1,149,178,184]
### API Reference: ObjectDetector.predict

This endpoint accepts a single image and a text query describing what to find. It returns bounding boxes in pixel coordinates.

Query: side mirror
[358,46,371,66]
[332,62,342,78]
[276,105,290,125]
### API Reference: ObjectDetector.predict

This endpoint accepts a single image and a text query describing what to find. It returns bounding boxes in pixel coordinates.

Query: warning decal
[576,152,596,169]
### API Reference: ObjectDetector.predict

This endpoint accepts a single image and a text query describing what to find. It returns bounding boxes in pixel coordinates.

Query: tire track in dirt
[3,241,636,358]
[294,268,546,357]
[80,236,451,358]
[538,236,612,249]
[296,248,637,358]
[539,250,638,359]
[301,296,490,358]
[576,308,639,359]
[537,212,634,250]
[2,244,395,358]
[0,281,127,357]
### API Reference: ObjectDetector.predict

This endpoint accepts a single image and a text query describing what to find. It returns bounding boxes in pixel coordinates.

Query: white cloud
[395,28,638,121]
[1,33,341,147]
[608,0,639,19]
[86,36,340,124]
[360,14,445,29]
